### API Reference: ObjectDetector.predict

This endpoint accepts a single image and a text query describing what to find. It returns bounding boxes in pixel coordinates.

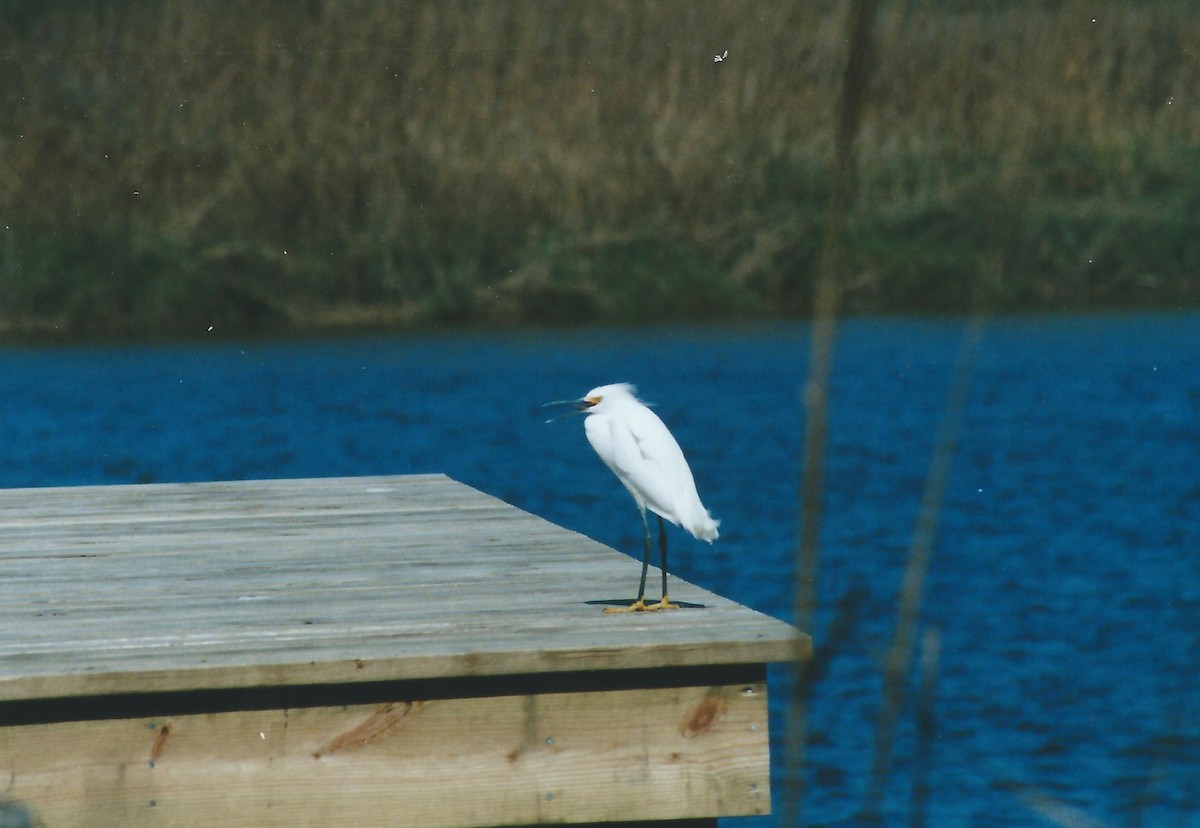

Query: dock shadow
[585,598,707,610]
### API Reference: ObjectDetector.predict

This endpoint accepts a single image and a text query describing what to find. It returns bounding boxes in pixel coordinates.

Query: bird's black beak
[542,397,593,423]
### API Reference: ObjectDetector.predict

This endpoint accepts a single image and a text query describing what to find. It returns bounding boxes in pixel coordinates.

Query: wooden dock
[0,474,804,827]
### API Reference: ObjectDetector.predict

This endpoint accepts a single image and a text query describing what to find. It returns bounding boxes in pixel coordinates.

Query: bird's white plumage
[580,383,719,542]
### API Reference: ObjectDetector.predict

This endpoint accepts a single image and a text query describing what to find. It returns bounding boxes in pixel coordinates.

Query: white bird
[546,383,719,612]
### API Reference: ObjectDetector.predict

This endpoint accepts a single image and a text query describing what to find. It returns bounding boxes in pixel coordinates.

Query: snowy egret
[546,383,719,612]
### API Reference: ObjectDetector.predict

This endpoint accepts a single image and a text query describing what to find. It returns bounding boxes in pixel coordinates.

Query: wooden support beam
[1,680,769,827]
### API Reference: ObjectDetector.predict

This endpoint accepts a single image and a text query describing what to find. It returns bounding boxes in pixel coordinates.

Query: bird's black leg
[646,515,679,610]
[636,508,652,604]
[605,507,652,613]
[658,514,669,599]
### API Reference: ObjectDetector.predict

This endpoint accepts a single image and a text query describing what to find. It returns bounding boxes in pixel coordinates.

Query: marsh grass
[1,1,1197,337]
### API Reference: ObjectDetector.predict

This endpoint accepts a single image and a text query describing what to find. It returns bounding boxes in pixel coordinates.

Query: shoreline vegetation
[2,1,1198,341]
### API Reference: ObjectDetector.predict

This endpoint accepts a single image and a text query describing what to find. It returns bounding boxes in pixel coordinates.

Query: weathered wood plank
[1,475,804,702]
[0,681,770,828]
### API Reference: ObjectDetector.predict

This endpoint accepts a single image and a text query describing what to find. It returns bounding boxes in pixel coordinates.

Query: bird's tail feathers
[692,514,720,543]
[652,503,720,543]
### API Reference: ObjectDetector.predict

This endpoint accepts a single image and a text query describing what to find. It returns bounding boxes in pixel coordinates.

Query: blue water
[2,313,1197,826]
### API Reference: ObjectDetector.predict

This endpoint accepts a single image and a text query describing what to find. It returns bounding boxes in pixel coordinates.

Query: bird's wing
[594,405,697,524]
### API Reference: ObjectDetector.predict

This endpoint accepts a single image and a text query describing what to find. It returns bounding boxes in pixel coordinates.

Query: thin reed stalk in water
[861,316,986,825]
[910,626,942,828]
[784,0,878,824]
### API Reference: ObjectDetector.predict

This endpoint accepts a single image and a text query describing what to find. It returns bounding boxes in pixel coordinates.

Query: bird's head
[580,383,638,413]
[543,383,637,422]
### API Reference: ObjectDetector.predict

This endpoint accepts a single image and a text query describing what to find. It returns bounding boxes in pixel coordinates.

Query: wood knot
[680,692,727,739]
[149,721,173,763]
[313,701,423,759]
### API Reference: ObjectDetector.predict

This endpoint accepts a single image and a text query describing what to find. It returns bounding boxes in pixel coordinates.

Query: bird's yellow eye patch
[584,396,601,406]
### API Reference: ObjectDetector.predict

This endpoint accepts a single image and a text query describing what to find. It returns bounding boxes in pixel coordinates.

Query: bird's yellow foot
[643,597,680,611]
[604,599,650,613]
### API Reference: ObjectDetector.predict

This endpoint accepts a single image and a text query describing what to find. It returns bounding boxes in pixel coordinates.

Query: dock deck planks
[0,474,804,827]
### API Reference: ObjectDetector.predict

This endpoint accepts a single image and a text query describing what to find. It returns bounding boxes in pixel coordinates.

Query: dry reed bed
[1,1,1196,336]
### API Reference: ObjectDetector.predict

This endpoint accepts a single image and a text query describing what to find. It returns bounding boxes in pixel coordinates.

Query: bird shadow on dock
[584,599,707,610]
